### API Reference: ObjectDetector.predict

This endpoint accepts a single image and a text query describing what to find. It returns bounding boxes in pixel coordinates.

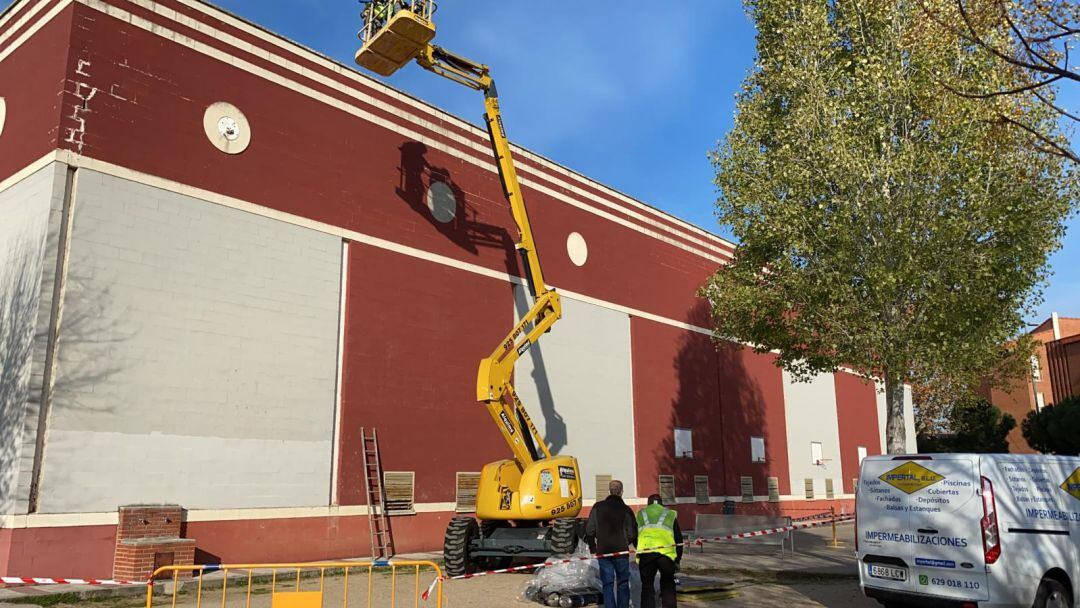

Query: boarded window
[750,437,766,463]
[804,478,815,500]
[674,428,693,459]
[595,474,613,502]
[811,441,823,465]
[455,472,480,513]
[857,446,868,464]
[658,475,676,506]
[825,478,835,499]
[383,472,415,515]
[767,477,780,502]
[694,476,710,505]
[740,476,754,502]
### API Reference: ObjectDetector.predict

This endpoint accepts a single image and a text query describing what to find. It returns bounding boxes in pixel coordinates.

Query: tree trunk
[885,374,908,454]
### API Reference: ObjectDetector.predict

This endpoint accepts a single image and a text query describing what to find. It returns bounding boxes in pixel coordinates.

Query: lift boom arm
[415,45,562,469]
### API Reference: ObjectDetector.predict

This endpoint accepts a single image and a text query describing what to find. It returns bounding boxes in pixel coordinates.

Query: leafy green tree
[913,336,1034,436]
[918,398,1016,453]
[706,0,1076,453]
[1022,396,1080,455]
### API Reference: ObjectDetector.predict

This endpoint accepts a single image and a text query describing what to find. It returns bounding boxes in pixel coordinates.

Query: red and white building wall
[0,0,916,578]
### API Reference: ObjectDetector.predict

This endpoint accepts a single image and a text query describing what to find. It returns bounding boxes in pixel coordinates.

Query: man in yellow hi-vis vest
[636,494,683,608]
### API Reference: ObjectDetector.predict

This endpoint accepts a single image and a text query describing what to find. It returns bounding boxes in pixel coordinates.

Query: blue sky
[226,1,1080,322]
[13,0,1077,323]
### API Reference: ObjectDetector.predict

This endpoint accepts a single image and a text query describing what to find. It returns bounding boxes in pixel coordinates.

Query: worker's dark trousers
[638,553,677,608]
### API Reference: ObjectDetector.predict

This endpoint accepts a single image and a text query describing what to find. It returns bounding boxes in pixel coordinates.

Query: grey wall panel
[36,170,342,513]
[782,370,843,497]
[513,288,637,500]
[0,164,62,515]
[904,385,917,453]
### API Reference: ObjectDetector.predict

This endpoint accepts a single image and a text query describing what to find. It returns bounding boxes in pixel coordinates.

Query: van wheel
[1034,578,1072,608]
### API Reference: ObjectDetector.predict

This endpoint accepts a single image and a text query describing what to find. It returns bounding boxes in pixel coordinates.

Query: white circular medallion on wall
[426,180,458,223]
[203,102,251,154]
[566,231,589,267]
[0,97,7,139]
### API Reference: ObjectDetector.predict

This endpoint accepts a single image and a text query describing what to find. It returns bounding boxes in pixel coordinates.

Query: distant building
[981,313,1080,452]
[1046,331,1080,405]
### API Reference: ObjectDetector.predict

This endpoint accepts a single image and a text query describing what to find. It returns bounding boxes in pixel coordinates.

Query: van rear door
[858,455,988,602]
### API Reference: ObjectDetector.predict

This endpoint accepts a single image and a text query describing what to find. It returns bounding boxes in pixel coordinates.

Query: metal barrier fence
[146,562,443,608]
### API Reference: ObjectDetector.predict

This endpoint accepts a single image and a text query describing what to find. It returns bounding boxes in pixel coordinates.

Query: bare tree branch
[997,113,1080,164]
[1033,87,1080,121]
[999,0,1059,71]
[940,74,1062,99]
[951,0,1080,82]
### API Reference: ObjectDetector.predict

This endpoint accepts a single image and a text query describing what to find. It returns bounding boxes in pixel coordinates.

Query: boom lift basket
[356,1,437,77]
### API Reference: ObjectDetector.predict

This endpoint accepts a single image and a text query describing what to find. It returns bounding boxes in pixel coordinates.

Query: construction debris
[520,542,602,607]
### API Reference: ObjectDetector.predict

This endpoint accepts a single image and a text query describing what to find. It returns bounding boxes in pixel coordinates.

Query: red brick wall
[630,316,722,498]
[0,0,72,183]
[116,505,182,540]
[980,317,1080,453]
[0,525,117,578]
[59,1,725,326]
[833,372,881,493]
[113,539,195,581]
[1,497,860,579]
[717,343,791,497]
[980,376,1037,453]
[337,243,512,505]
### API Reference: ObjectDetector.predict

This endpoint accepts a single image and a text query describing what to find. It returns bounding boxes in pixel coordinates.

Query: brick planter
[113,505,195,581]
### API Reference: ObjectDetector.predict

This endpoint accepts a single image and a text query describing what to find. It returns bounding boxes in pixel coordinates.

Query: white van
[856,454,1080,608]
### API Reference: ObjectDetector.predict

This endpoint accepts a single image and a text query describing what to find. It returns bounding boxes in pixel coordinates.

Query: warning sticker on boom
[880,462,945,495]
[499,411,516,435]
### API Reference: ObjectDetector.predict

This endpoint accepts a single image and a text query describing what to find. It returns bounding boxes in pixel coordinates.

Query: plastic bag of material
[519,541,602,606]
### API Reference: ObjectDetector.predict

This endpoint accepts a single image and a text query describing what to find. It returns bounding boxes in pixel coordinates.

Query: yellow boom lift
[355,0,584,575]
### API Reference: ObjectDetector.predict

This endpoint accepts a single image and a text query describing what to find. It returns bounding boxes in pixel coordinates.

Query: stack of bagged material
[520,542,602,607]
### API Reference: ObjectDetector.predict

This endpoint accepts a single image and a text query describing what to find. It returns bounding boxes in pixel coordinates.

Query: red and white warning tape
[420,515,854,600]
[0,577,144,586]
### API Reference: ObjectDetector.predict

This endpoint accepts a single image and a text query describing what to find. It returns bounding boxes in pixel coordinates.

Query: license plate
[868,564,907,581]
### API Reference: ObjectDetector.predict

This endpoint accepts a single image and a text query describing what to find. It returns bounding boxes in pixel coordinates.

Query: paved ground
[682,523,858,575]
[696,579,877,607]
[0,525,872,608]
[0,576,876,608]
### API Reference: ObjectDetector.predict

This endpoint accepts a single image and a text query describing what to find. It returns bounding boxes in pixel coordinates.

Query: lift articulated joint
[417,45,493,94]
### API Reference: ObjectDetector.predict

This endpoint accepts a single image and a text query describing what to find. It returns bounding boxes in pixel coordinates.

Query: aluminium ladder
[360,427,394,559]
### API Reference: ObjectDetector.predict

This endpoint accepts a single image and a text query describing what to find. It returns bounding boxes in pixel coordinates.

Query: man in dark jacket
[585,479,637,608]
